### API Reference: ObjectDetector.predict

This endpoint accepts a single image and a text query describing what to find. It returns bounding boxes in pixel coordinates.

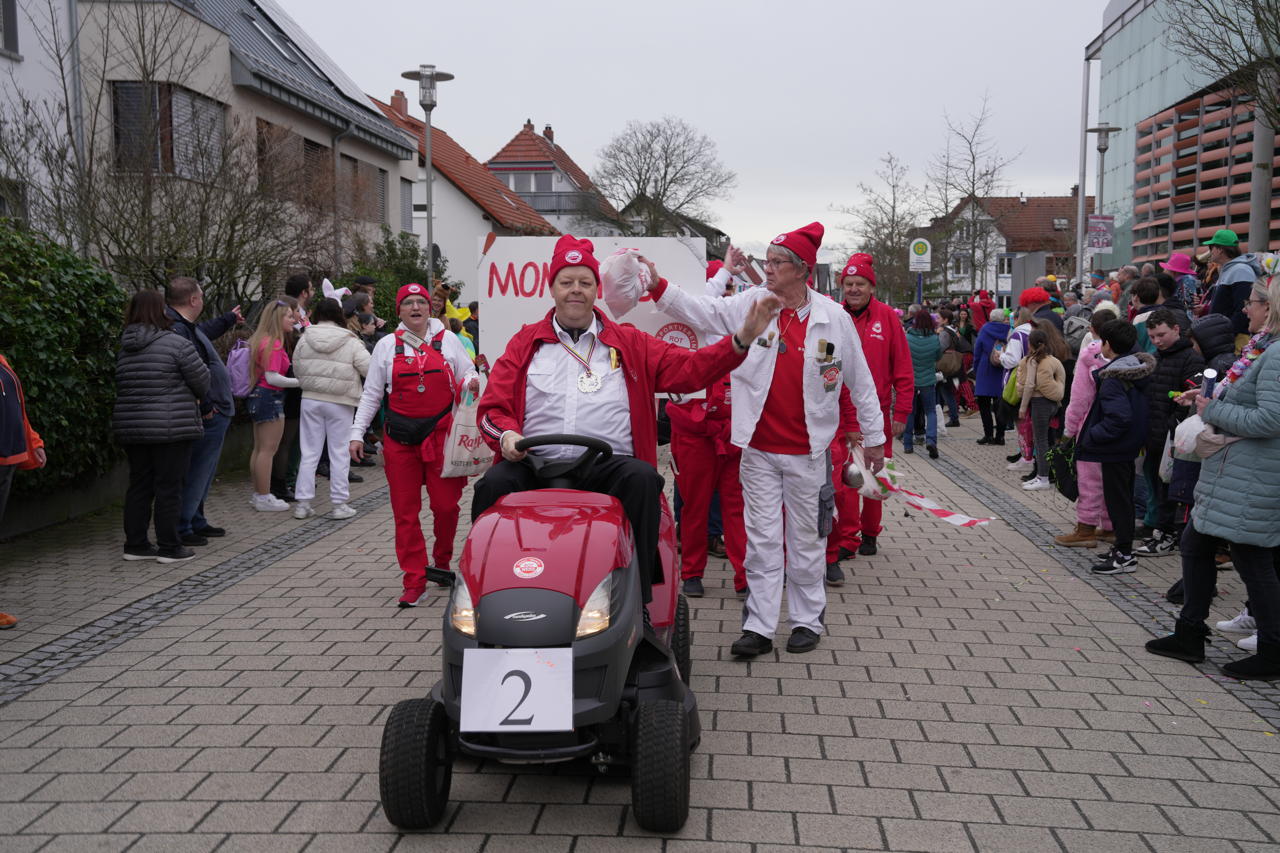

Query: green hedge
[0,222,126,495]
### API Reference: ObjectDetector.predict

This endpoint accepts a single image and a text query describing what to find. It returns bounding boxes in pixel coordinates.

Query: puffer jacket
[972,320,1010,397]
[1065,340,1107,438]
[1145,337,1204,453]
[1210,253,1264,335]
[112,324,209,444]
[906,328,941,388]
[1017,355,1065,416]
[1192,338,1280,546]
[1075,351,1157,463]
[1191,313,1237,376]
[292,322,371,408]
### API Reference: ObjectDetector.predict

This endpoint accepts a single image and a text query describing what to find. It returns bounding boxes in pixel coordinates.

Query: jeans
[179,412,231,535]
[123,441,194,551]
[1029,397,1056,478]
[937,380,958,422]
[904,386,936,451]
[1180,524,1280,645]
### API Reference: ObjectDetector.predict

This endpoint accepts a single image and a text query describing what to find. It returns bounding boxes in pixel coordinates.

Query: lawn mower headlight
[449,581,476,637]
[575,572,614,639]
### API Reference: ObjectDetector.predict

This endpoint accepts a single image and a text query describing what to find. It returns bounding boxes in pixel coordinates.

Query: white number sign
[459,648,574,733]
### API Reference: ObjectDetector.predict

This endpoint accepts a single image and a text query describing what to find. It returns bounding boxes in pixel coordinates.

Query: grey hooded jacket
[112,324,210,444]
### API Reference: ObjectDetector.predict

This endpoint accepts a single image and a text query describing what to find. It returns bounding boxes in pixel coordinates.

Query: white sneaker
[1215,610,1257,633]
[293,502,314,519]
[938,422,949,437]
[329,503,357,520]
[1006,458,1034,471]
[1238,632,1258,652]
[1022,476,1051,491]
[251,493,290,512]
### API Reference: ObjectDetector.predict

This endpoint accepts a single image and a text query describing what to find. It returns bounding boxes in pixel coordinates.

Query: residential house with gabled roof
[486,120,624,236]
[372,92,557,295]
[618,194,729,260]
[912,189,1094,299]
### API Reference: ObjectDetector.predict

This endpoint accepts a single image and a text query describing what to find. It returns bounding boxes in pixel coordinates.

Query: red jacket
[844,298,915,426]
[667,376,734,453]
[969,291,997,330]
[478,308,747,466]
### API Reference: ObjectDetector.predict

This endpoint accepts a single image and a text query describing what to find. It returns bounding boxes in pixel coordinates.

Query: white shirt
[519,316,634,459]
[655,284,884,456]
[349,319,478,442]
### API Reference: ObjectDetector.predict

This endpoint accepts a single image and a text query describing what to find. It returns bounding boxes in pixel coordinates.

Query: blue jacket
[165,306,235,417]
[1075,350,1156,463]
[972,320,1010,397]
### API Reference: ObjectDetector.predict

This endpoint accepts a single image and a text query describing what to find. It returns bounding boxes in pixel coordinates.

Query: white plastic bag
[1172,414,1204,461]
[441,392,493,478]
[846,450,887,501]
[599,248,651,318]
[1158,433,1175,483]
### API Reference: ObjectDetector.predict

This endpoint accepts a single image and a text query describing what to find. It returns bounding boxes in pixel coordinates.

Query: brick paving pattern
[1,417,1278,851]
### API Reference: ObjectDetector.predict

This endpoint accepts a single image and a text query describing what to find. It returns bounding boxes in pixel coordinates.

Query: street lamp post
[401,64,454,281]
[1084,122,1114,272]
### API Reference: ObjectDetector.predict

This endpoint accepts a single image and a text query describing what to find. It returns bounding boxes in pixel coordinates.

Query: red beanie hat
[840,252,877,287]
[705,260,724,280]
[768,222,824,268]
[396,282,429,312]
[1019,286,1051,307]
[548,234,600,285]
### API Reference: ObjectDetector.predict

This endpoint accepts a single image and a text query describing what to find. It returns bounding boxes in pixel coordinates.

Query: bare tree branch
[833,153,924,306]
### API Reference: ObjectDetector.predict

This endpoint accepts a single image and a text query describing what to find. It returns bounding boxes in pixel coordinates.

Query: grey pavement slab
[0,418,1277,850]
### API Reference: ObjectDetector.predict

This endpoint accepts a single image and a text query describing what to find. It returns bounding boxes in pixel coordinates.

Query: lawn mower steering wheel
[515,434,613,488]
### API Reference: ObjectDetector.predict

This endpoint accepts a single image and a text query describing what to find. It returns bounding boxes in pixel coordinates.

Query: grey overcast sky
[277,0,1107,258]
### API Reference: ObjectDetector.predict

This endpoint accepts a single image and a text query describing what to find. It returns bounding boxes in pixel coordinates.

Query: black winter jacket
[1191,313,1237,376]
[1076,351,1157,464]
[165,306,235,417]
[1145,337,1204,452]
[112,324,210,445]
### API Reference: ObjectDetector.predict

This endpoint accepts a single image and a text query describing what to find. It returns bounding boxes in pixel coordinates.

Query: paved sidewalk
[1,421,1278,852]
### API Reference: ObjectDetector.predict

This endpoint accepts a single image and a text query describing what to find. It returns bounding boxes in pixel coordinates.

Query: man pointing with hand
[645,222,885,656]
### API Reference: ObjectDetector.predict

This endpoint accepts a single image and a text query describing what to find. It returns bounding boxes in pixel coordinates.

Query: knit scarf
[1223,332,1276,388]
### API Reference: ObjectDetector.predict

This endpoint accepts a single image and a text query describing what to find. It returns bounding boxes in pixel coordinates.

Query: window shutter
[377,168,388,225]
[400,178,413,232]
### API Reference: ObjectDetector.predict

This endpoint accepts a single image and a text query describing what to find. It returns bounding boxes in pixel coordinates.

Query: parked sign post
[908,238,931,304]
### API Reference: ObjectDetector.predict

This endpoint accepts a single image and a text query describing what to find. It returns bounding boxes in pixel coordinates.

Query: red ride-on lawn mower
[378,434,698,833]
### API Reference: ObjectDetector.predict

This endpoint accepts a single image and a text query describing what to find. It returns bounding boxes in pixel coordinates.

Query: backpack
[1064,315,1091,357]
[227,339,251,398]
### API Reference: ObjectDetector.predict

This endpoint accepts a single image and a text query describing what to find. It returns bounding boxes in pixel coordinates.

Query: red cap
[396,282,428,312]
[768,222,824,268]
[1019,286,1051,307]
[840,252,877,287]
[548,234,600,285]
[705,260,725,280]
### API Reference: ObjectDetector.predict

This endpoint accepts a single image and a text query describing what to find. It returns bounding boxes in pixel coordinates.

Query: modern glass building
[1086,0,1209,266]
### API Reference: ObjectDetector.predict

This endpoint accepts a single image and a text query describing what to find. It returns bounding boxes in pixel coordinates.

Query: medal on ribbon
[561,336,601,393]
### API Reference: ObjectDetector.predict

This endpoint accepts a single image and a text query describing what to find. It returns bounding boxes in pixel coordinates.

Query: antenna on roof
[1019,193,1027,205]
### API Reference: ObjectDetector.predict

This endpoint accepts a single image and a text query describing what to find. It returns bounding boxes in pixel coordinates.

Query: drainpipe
[67,0,87,254]
[330,120,354,270]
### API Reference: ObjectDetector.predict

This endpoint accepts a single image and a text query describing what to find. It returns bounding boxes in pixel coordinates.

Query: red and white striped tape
[872,473,997,528]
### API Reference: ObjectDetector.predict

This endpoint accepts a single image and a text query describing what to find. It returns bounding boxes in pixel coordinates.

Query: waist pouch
[385,402,451,446]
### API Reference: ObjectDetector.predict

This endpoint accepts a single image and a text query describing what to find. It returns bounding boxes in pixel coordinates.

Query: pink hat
[1160,253,1195,277]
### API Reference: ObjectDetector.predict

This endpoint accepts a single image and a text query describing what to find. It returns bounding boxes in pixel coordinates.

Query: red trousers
[826,408,895,561]
[383,431,465,594]
[671,432,746,591]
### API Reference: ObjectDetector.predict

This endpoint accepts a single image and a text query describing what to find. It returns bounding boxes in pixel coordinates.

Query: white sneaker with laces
[251,494,290,512]
[1215,610,1257,633]
[1006,458,1034,471]
[1022,476,1051,491]
[1238,632,1258,652]
[329,503,357,520]
[293,502,314,519]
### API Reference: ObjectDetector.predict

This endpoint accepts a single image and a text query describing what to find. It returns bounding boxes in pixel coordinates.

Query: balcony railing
[519,191,598,215]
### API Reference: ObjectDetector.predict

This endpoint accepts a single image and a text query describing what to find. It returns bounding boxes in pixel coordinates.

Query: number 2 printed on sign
[459,648,574,733]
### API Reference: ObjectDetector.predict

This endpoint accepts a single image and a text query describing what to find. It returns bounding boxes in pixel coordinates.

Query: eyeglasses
[400,298,429,308]
[762,258,795,269]
[1247,297,1269,306]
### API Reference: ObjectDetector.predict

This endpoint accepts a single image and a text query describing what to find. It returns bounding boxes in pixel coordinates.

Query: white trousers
[739,446,828,637]
[295,398,355,505]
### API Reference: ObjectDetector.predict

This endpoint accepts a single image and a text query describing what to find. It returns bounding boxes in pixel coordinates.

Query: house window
[113,81,224,176]
[951,255,971,277]
[997,255,1014,276]
[957,220,972,242]
[1052,217,1069,230]
[400,177,413,232]
[534,172,552,193]
[0,177,26,221]
[1,0,19,56]
[512,173,532,193]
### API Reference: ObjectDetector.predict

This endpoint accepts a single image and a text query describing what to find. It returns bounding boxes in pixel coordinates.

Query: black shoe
[1165,578,1185,605]
[352,457,376,468]
[786,627,821,654]
[193,525,225,537]
[682,577,704,598]
[735,586,748,599]
[991,437,1006,446]
[316,466,329,479]
[1145,619,1208,663]
[914,431,925,441]
[837,547,856,561]
[903,446,914,454]
[1222,641,1280,680]
[180,533,208,547]
[425,566,455,587]
[945,420,961,428]
[825,562,845,586]
[156,546,196,564]
[348,472,364,483]
[1006,451,1023,463]
[730,631,773,657]
[122,544,159,561]
[707,536,726,558]
[976,436,994,445]
[858,535,878,556]
[1090,548,1137,574]
[364,442,378,456]
[927,444,939,459]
